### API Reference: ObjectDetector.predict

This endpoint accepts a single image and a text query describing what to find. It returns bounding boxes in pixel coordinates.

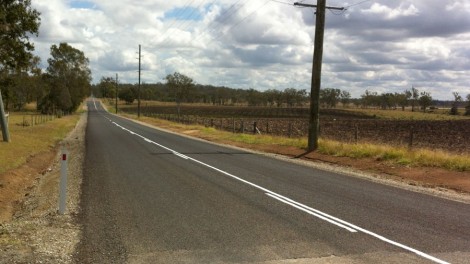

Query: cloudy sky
[30,0,470,100]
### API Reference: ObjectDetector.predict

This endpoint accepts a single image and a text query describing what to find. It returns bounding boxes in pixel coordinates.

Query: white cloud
[30,0,470,100]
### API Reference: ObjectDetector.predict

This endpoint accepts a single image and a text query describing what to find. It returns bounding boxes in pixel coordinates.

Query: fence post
[232,118,235,133]
[253,121,257,134]
[266,121,269,134]
[241,120,244,133]
[210,118,214,127]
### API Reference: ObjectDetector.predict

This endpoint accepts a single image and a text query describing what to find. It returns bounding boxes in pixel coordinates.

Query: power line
[157,0,197,43]
[209,0,271,45]
[192,0,250,44]
[269,0,293,6]
[345,0,371,8]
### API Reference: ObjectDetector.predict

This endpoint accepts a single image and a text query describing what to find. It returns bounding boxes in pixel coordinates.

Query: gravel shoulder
[0,109,87,263]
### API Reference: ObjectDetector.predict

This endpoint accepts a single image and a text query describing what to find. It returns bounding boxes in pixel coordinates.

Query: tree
[340,90,351,108]
[465,94,470,116]
[165,72,194,118]
[98,76,117,98]
[40,43,92,113]
[119,87,136,104]
[411,86,419,112]
[361,90,379,108]
[450,92,462,115]
[1,0,40,142]
[319,88,341,108]
[379,93,396,110]
[397,90,411,111]
[0,0,40,71]
[418,91,432,112]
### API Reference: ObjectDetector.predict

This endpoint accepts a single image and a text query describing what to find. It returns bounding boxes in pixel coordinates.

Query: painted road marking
[266,193,357,232]
[100,112,449,264]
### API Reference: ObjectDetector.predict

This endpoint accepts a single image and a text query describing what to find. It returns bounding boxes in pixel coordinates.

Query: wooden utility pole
[115,73,118,114]
[294,1,344,151]
[0,89,10,142]
[137,44,142,118]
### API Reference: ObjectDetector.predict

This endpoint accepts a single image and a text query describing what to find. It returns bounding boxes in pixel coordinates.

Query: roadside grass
[116,110,470,172]
[0,112,80,175]
[317,140,470,171]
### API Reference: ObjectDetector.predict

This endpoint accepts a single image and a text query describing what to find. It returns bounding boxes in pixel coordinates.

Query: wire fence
[138,111,470,154]
[16,111,71,127]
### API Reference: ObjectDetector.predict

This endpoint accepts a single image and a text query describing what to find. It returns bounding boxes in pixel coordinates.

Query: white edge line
[103,116,450,264]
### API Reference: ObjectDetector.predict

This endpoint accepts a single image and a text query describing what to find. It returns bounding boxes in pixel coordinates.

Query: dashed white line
[101,113,450,264]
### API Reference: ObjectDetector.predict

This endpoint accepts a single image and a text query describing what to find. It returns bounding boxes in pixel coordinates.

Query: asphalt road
[74,99,470,263]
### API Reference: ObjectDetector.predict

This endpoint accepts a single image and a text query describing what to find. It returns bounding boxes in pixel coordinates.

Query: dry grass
[0,112,80,175]
[317,140,470,171]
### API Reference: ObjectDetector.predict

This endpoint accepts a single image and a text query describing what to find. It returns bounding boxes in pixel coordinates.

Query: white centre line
[102,114,450,264]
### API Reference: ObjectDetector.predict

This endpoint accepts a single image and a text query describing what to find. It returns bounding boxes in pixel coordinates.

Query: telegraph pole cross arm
[293,2,345,11]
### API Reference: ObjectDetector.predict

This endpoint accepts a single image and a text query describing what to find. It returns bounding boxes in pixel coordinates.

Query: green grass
[0,112,80,175]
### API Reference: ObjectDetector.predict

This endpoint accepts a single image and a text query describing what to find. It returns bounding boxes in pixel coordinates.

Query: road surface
[75,99,470,263]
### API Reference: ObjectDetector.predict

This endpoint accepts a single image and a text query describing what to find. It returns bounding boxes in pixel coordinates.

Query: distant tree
[246,88,263,106]
[119,87,136,104]
[265,89,280,107]
[380,93,396,109]
[165,72,194,117]
[397,90,411,111]
[282,88,296,107]
[98,76,117,98]
[361,90,379,108]
[418,91,432,112]
[465,94,470,116]
[449,92,462,115]
[320,88,341,108]
[411,86,419,112]
[339,90,351,108]
[295,89,308,107]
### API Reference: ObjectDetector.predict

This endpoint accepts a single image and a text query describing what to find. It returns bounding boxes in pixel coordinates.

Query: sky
[30,0,470,100]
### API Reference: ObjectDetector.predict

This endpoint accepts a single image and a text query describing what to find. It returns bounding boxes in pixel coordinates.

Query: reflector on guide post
[59,148,68,214]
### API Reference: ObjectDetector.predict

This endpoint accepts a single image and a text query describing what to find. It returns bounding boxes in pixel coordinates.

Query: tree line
[95,72,470,115]
[93,73,310,108]
[0,1,91,114]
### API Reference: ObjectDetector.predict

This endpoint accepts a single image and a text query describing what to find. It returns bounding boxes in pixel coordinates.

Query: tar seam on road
[100,113,450,264]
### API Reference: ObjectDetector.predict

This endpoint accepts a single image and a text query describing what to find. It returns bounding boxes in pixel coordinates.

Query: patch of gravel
[0,111,87,263]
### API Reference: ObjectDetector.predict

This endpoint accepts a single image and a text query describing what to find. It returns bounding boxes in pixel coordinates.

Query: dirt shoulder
[0,109,86,263]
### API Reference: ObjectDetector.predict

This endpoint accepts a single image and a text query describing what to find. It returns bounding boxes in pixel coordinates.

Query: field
[116,101,470,154]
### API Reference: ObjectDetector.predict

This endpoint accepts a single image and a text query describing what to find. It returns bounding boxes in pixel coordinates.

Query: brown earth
[0,149,57,223]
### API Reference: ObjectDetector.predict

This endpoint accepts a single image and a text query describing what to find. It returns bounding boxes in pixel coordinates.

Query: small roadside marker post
[59,148,68,214]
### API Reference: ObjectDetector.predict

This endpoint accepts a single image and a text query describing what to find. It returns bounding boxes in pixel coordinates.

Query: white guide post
[59,147,68,214]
